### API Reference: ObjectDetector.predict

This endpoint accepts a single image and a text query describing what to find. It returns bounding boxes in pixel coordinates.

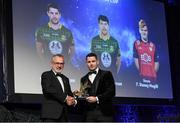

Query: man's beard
[51,19,59,25]
[55,68,63,73]
[102,30,108,36]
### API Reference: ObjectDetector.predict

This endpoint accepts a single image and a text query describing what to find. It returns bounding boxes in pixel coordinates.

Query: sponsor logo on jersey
[110,46,114,52]
[140,53,152,63]
[60,35,67,42]
[95,45,101,49]
[52,33,59,36]
[49,40,63,54]
[43,33,50,37]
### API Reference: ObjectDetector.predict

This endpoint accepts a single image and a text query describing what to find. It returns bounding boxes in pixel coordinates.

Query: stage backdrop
[12,0,173,99]
[0,0,7,102]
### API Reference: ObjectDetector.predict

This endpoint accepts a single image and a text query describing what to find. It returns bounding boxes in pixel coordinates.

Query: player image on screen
[133,19,159,84]
[90,15,121,83]
[35,3,75,65]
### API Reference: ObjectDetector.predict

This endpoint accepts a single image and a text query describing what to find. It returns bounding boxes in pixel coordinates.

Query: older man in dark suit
[41,54,75,122]
[80,52,116,122]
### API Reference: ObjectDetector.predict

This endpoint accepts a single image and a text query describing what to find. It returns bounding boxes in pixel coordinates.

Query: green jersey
[91,35,120,72]
[35,24,74,61]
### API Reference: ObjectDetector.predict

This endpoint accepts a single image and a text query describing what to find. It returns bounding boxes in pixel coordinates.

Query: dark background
[1,0,180,122]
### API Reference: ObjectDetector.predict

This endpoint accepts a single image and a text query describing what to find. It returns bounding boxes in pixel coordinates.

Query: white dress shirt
[88,68,99,104]
[53,71,65,92]
[56,75,65,92]
[88,68,99,83]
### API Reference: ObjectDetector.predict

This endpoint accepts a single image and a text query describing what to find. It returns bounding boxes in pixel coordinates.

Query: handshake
[66,96,76,106]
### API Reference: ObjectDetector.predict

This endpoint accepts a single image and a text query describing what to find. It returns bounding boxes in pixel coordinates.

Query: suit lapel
[93,69,101,93]
[50,70,65,93]
[61,75,68,93]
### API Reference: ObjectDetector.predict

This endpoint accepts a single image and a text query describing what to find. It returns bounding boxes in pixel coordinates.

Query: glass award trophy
[73,80,91,99]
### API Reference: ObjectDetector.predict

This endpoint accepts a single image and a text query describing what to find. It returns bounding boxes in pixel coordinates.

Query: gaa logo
[49,40,63,54]
[101,52,112,68]
[141,53,151,63]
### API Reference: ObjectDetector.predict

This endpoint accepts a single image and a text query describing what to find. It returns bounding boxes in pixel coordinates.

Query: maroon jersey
[133,40,158,81]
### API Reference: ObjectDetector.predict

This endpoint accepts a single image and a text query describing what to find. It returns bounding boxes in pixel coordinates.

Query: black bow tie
[56,73,63,77]
[88,71,97,75]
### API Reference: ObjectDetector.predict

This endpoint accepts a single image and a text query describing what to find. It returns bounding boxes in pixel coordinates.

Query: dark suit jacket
[41,70,73,119]
[81,69,115,116]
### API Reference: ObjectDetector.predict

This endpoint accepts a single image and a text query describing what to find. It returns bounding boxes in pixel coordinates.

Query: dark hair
[98,15,109,24]
[47,3,60,12]
[86,53,98,60]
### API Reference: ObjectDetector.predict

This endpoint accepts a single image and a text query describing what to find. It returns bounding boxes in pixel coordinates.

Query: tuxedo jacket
[41,70,73,119]
[81,69,115,116]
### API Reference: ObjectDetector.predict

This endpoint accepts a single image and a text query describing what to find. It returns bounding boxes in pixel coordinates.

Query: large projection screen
[12,0,173,99]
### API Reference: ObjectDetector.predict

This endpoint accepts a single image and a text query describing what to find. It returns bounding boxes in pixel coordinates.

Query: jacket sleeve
[97,71,115,104]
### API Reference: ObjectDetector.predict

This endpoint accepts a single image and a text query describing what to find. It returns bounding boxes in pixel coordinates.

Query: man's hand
[86,96,97,103]
[66,96,75,106]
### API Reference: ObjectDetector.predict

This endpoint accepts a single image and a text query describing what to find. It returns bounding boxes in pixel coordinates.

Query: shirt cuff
[96,96,99,104]
[74,100,77,107]
[64,95,68,102]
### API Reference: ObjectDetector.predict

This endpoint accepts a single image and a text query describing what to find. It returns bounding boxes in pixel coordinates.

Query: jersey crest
[101,52,112,68]
[49,40,63,54]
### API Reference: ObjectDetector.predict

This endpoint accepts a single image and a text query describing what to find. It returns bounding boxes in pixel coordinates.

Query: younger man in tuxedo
[80,52,115,122]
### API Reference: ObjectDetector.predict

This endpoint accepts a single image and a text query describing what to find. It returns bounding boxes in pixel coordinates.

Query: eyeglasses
[53,62,65,65]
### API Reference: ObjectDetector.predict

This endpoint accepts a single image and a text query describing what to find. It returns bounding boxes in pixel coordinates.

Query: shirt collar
[95,67,99,74]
